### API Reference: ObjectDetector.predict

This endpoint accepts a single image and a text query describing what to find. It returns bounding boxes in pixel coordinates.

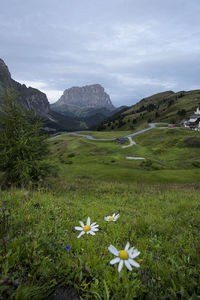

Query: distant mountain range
[0,58,85,132]
[1,58,199,133]
[50,83,119,128]
[51,84,115,117]
[97,90,200,131]
[0,59,118,131]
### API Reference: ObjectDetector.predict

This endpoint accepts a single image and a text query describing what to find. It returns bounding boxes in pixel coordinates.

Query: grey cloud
[1,0,200,105]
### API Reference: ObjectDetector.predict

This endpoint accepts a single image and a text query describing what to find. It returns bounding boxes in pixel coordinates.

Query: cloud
[1,0,200,107]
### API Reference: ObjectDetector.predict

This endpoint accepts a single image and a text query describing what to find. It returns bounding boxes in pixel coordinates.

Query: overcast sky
[1,0,200,107]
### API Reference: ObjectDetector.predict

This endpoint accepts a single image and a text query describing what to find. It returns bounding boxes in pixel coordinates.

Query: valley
[49,126,200,184]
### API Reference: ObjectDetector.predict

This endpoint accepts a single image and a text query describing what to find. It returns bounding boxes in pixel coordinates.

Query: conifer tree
[0,90,50,186]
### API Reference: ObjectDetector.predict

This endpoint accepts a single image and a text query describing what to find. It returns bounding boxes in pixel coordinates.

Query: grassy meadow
[50,128,200,184]
[0,127,200,299]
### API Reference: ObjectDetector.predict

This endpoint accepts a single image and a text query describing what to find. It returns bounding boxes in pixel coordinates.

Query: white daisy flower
[104,213,120,222]
[75,217,99,238]
[108,242,140,272]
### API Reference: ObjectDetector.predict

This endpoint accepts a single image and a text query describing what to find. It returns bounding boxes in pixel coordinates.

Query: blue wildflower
[66,245,70,250]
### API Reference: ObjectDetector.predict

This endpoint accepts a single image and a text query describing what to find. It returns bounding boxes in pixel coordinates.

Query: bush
[0,90,51,186]
[184,137,200,147]
[67,153,75,158]
[192,161,200,168]
[140,159,159,170]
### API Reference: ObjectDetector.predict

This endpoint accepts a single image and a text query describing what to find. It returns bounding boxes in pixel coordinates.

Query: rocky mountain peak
[0,58,12,86]
[0,58,50,116]
[53,84,115,111]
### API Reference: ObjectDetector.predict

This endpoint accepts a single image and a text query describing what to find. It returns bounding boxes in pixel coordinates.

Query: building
[184,107,200,131]
[115,137,127,144]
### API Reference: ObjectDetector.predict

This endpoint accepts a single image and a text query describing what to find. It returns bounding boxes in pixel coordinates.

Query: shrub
[67,153,75,158]
[0,90,51,186]
[192,161,200,168]
[140,159,159,170]
[184,137,200,147]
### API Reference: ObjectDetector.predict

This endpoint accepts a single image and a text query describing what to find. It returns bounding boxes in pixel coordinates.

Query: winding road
[121,136,136,148]
[50,123,169,160]
[51,123,163,141]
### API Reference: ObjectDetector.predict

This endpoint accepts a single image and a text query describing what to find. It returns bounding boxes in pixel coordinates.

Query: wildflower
[75,217,99,238]
[108,242,140,272]
[66,245,70,250]
[105,213,120,222]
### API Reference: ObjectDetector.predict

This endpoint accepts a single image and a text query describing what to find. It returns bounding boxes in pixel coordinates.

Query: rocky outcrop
[0,59,13,86]
[0,59,116,131]
[51,84,115,116]
[0,58,50,117]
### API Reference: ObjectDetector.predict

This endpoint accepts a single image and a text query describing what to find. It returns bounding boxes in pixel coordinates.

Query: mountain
[0,58,82,132]
[97,90,200,131]
[0,58,50,117]
[51,84,115,117]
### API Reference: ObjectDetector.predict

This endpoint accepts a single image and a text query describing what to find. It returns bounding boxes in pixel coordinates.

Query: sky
[1,0,200,107]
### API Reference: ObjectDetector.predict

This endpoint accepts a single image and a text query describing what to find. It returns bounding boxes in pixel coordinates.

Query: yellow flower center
[119,250,129,260]
[109,216,114,220]
[83,225,91,232]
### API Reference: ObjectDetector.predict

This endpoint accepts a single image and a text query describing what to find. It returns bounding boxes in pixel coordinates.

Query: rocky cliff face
[0,59,116,131]
[51,84,115,116]
[0,59,13,86]
[0,58,50,117]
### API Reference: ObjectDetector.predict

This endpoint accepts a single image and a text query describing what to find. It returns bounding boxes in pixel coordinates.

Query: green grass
[75,131,133,139]
[1,128,200,299]
[1,181,200,299]
[100,89,200,131]
[49,128,200,184]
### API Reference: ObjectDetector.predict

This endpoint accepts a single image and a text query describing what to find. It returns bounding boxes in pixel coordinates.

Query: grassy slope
[99,90,200,131]
[1,182,199,299]
[50,128,200,184]
[74,131,133,139]
[1,128,200,299]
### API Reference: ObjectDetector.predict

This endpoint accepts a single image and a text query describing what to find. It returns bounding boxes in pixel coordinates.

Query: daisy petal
[77,231,85,238]
[104,217,109,221]
[118,260,124,272]
[91,222,96,226]
[91,224,99,228]
[129,258,140,268]
[110,257,120,265]
[112,213,115,217]
[129,250,140,259]
[88,231,95,235]
[125,260,132,271]
[75,226,83,231]
[91,228,99,231]
[79,221,84,227]
[108,245,119,256]
[125,242,130,251]
[87,217,91,226]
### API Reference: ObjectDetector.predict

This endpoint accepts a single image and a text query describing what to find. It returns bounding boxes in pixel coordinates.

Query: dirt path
[121,136,136,148]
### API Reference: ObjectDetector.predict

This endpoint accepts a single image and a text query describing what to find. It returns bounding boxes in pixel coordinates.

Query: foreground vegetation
[1,127,200,299]
[0,180,200,299]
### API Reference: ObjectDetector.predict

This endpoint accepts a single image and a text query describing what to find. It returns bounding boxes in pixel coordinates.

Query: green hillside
[97,90,200,131]
[1,127,200,299]
[48,128,200,184]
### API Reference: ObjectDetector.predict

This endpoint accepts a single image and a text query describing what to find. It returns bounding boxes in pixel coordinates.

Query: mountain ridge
[96,89,200,130]
[0,59,87,131]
